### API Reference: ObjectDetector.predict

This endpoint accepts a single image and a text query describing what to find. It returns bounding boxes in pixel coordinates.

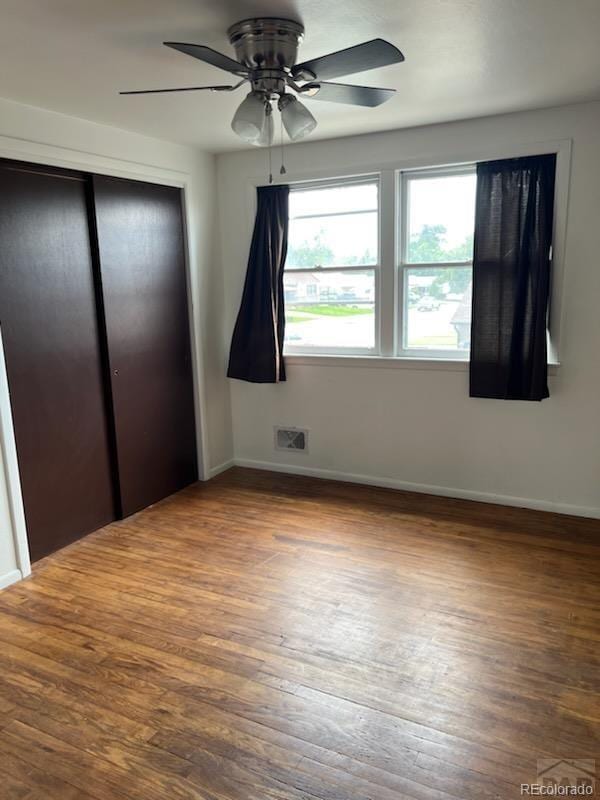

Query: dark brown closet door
[0,162,116,561]
[92,176,197,517]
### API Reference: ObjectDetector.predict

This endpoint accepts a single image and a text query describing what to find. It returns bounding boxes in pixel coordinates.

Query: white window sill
[284,353,560,374]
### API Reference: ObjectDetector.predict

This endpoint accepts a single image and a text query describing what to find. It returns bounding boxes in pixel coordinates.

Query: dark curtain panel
[470,154,556,401]
[228,185,289,383]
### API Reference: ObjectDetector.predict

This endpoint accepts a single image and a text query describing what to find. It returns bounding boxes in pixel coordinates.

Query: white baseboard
[205,459,235,480]
[233,458,600,520]
[0,569,22,590]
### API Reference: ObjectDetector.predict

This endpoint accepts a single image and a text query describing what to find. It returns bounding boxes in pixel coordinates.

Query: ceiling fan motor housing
[227,18,306,97]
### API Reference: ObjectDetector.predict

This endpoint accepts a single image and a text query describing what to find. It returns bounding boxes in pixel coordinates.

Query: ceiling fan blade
[302,81,395,107]
[120,83,243,95]
[164,42,248,76]
[293,39,404,82]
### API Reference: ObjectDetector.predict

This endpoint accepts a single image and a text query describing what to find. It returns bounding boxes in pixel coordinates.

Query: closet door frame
[0,147,207,580]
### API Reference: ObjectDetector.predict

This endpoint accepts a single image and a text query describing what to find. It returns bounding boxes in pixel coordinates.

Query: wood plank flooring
[0,466,598,799]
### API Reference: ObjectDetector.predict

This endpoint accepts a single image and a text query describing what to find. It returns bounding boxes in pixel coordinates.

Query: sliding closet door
[92,176,197,517]
[0,162,116,561]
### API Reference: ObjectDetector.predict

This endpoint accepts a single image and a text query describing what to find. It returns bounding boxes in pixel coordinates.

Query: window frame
[283,174,381,356]
[397,164,476,360]
[275,139,568,366]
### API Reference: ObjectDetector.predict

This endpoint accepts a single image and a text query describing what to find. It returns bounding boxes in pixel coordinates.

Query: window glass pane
[291,183,377,217]
[284,270,375,350]
[287,213,377,268]
[286,182,378,269]
[405,267,472,351]
[407,173,476,263]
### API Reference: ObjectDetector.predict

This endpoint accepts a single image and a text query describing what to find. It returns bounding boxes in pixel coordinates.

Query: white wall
[218,100,600,518]
[0,460,18,589]
[0,96,233,587]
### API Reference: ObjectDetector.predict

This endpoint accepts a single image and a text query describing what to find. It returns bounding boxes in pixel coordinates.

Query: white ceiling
[1,0,600,153]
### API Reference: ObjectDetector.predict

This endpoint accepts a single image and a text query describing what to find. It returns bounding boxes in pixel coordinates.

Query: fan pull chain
[268,140,273,184]
[267,100,274,184]
[280,115,287,176]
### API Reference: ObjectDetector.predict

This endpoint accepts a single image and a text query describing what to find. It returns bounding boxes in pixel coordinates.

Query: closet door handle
[113,369,119,376]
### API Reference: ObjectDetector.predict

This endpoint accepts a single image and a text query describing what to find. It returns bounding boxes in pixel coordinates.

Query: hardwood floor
[0,467,598,799]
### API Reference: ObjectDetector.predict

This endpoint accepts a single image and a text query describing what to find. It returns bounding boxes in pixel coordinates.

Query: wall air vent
[274,426,308,453]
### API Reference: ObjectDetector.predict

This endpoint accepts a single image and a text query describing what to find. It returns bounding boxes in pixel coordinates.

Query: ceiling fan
[121,18,405,146]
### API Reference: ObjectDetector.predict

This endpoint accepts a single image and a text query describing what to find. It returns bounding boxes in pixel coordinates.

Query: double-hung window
[399,166,476,357]
[282,166,477,359]
[283,177,379,354]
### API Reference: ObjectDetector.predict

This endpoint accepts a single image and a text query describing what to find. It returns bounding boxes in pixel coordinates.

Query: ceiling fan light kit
[121,17,405,146]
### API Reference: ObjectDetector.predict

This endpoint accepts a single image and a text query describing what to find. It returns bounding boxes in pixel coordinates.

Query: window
[400,168,476,357]
[281,166,477,358]
[283,178,379,353]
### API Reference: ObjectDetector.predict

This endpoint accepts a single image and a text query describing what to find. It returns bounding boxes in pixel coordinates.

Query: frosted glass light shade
[254,104,274,147]
[231,92,267,143]
[278,95,317,141]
